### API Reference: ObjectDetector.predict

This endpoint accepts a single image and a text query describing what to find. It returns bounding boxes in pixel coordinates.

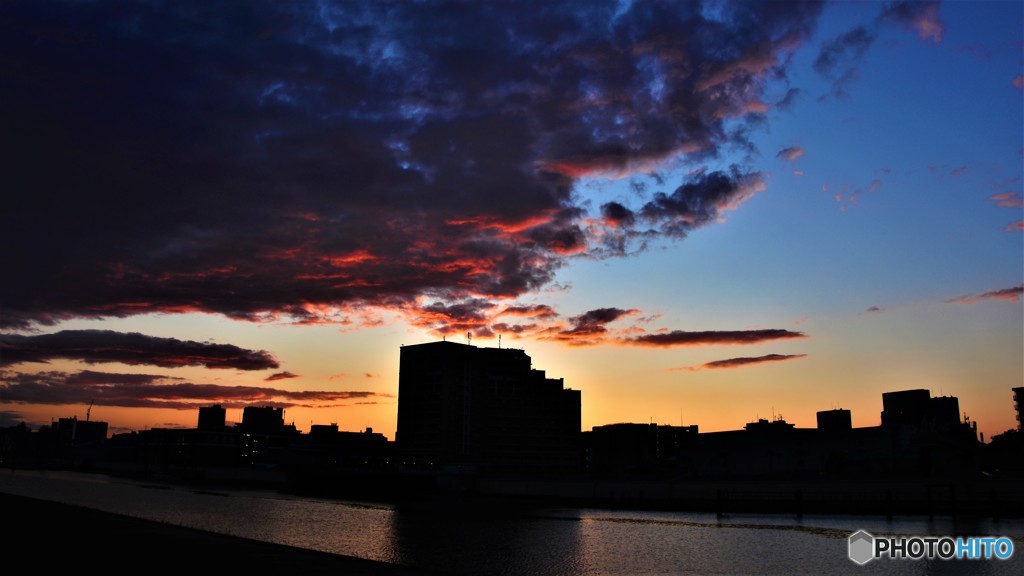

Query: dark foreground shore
[1,492,439,575]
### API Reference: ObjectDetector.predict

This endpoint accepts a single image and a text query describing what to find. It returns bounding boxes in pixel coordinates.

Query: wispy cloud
[0,370,390,410]
[0,330,279,370]
[880,1,945,44]
[673,353,807,371]
[945,285,1023,305]
[776,146,805,163]
[814,25,876,100]
[814,2,944,102]
[956,43,993,62]
[624,329,806,347]
[264,371,299,382]
[987,192,1024,209]
[831,178,884,210]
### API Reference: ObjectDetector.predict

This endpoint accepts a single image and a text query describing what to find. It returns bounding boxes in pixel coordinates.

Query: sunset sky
[2,1,1021,441]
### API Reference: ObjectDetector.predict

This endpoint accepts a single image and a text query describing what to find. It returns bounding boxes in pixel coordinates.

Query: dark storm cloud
[0,1,825,329]
[680,353,807,371]
[65,370,180,385]
[0,330,279,370]
[547,307,638,345]
[410,298,496,335]
[571,308,637,327]
[625,329,806,347]
[0,370,388,410]
[639,169,765,237]
[601,202,637,227]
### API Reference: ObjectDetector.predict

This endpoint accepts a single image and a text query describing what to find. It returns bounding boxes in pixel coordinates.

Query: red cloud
[497,304,558,319]
[674,353,807,371]
[988,192,1024,209]
[945,285,1023,305]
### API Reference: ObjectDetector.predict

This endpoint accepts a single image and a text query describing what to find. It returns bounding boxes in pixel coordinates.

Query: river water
[2,470,1021,575]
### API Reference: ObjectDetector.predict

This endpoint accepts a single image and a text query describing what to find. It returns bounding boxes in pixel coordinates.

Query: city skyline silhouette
[0,1,1021,463]
[2,3,1021,573]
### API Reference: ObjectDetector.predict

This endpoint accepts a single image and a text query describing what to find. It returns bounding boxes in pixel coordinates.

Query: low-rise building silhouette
[240,406,296,434]
[816,408,851,432]
[586,423,699,474]
[198,404,226,431]
[397,341,581,473]
[53,417,108,446]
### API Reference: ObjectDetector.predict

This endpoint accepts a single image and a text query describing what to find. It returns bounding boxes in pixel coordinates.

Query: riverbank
[2,492,442,575]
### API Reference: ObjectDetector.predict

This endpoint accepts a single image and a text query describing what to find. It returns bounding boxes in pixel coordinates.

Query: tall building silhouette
[397,341,581,473]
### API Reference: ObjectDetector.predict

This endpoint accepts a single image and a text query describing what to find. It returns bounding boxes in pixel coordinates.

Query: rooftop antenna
[467,331,472,345]
[86,400,94,422]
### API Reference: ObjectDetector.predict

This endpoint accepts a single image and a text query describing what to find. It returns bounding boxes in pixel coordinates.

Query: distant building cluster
[0,402,387,479]
[587,390,982,479]
[1,342,1021,486]
[0,416,108,468]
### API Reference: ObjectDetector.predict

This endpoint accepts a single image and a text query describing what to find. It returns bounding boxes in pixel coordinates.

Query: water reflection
[385,498,586,575]
[1,471,1021,576]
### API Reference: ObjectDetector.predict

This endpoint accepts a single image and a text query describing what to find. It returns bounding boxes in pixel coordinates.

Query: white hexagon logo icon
[848,530,874,565]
